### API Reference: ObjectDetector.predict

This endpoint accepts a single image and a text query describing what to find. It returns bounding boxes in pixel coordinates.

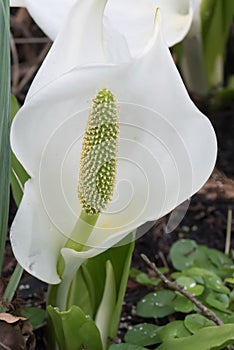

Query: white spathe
[10,0,217,285]
[10,0,193,52]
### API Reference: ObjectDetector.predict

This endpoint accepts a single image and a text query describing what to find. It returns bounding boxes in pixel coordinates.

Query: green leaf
[67,235,135,339]
[203,274,230,294]
[205,292,230,312]
[169,240,214,271]
[95,260,116,348]
[0,0,10,274]
[10,95,20,123]
[212,310,234,324]
[136,290,175,318]
[156,324,234,350]
[10,95,30,206]
[129,269,160,286]
[1,263,23,312]
[175,276,204,296]
[110,345,146,350]
[178,267,230,293]
[176,276,196,289]
[170,239,198,271]
[173,294,194,313]
[200,0,234,86]
[19,307,46,330]
[184,314,215,334]
[207,247,233,269]
[159,321,191,341]
[47,305,103,350]
[124,323,162,346]
[67,266,94,317]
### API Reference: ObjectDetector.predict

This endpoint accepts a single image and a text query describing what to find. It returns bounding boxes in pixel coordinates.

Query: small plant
[112,239,234,350]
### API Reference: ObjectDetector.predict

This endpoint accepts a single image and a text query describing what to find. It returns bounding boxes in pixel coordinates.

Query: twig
[225,209,233,255]
[141,254,223,326]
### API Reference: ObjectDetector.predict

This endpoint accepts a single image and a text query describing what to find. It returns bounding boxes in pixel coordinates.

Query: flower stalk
[57,88,119,279]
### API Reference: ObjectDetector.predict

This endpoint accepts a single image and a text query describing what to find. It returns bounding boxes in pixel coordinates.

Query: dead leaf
[0,313,26,324]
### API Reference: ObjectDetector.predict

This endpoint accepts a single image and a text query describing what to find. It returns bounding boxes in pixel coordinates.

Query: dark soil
[1,8,233,349]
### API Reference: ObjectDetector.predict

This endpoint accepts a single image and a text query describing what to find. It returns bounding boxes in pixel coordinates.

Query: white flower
[10,0,216,288]
[10,0,194,52]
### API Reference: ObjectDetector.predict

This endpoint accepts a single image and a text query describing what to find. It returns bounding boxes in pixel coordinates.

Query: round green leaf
[136,290,175,318]
[173,295,194,313]
[208,248,233,268]
[176,276,196,289]
[110,345,146,350]
[175,276,204,296]
[124,323,162,346]
[213,310,234,324]
[206,292,229,311]
[159,321,191,341]
[184,314,215,334]
[204,275,230,294]
[169,239,198,270]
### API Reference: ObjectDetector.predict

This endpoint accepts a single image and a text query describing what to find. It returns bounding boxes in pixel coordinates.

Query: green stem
[0,263,23,312]
[57,210,99,277]
[49,210,99,311]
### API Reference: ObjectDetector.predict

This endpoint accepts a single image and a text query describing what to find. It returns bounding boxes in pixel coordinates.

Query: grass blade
[0,0,10,273]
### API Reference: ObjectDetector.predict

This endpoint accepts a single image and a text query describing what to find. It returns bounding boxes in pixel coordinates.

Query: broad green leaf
[10,95,30,206]
[67,266,94,317]
[157,324,234,350]
[173,294,194,313]
[169,239,198,270]
[200,0,234,86]
[170,240,214,271]
[110,345,146,350]
[136,290,175,318]
[184,314,215,334]
[175,276,204,295]
[178,267,230,292]
[159,321,191,341]
[212,310,234,324]
[0,0,10,273]
[207,247,233,268]
[124,323,162,346]
[176,276,196,289]
[205,292,229,312]
[203,274,230,294]
[19,307,46,330]
[67,236,135,338]
[47,305,103,350]
[171,271,204,286]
